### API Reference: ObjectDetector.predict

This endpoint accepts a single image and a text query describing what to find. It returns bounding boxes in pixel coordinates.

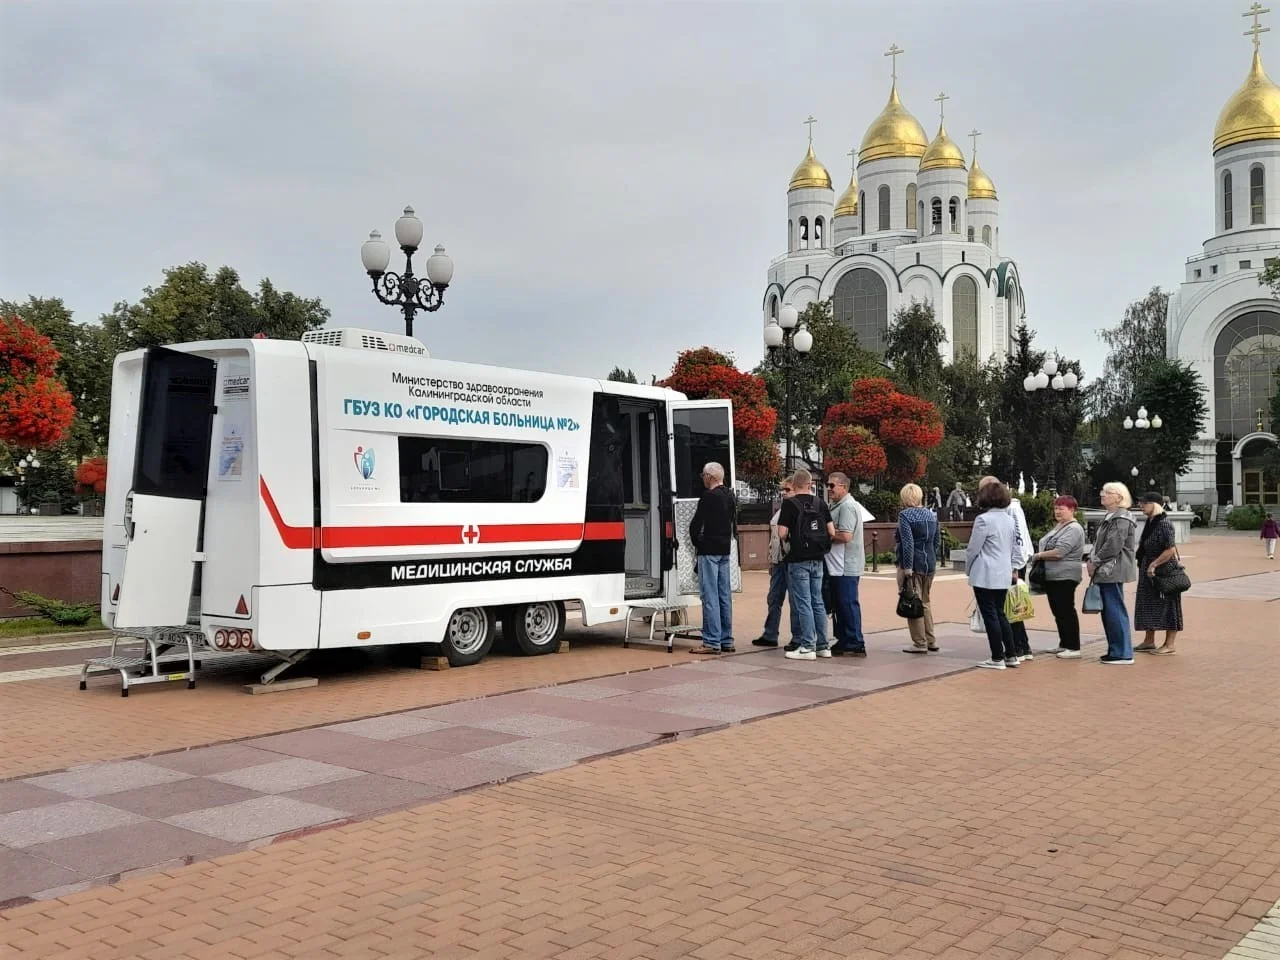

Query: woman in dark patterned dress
[1133,492,1183,655]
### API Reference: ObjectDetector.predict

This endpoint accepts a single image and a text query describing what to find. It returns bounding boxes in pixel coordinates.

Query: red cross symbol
[461,524,481,545]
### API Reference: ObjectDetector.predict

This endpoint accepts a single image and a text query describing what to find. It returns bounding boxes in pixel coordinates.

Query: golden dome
[834,173,858,217]
[968,159,997,200]
[789,143,832,190]
[919,122,966,171]
[859,83,928,163]
[1214,50,1280,151]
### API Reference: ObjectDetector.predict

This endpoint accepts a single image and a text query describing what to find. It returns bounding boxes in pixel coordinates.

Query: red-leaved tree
[0,315,75,449]
[661,347,780,489]
[75,456,108,495]
[819,377,943,483]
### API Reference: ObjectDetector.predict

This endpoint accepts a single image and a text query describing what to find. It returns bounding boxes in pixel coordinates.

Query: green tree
[753,300,883,468]
[606,367,638,383]
[928,352,1002,488]
[102,263,329,349]
[1092,286,1169,417]
[883,300,947,402]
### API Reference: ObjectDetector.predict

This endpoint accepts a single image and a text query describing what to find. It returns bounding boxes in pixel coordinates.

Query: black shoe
[829,645,849,656]
[751,637,778,648]
[720,646,736,654]
[851,649,867,658]
[784,641,800,652]
[927,646,940,653]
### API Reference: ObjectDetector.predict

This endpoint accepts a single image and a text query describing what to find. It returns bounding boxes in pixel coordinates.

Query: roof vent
[301,328,429,358]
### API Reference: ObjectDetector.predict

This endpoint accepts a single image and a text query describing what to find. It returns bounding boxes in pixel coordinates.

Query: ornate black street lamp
[764,303,813,473]
[1123,405,1163,489]
[360,206,454,338]
[1023,358,1079,492]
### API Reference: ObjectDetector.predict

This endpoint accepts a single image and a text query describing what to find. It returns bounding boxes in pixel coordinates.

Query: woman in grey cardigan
[1030,495,1085,659]
[967,481,1022,670]
[1087,482,1138,664]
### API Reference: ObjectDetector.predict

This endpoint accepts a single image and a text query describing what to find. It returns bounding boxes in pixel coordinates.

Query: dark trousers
[830,575,865,652]
[973,587,1015,661]
[1043,579,1080,650]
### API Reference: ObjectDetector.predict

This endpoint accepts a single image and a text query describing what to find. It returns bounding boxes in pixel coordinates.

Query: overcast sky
[0,0,1261,385]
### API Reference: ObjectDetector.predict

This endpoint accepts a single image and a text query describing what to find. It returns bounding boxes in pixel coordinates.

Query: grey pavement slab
[165,795,345,843]
[328,714,452,740]
[0,800,144,848]
[395,726,527,755]
[0,848,82,903]
[460,713,590,737]
[98,778,261,820]
[384,755,529,792]
[248,729,447,774]
[209,757,363,794]
[541,724,660,752]
[25,760,191,799]
[466,739,601,773]
[0,780,65,816]
[148,743,287,776]
[23,821,236,878]
[283,774,450,817]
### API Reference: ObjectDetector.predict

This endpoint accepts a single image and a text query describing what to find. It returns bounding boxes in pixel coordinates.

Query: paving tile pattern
[0,623,1037,905]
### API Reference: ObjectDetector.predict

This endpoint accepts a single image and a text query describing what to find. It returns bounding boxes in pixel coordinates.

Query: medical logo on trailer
[350,445,379,494]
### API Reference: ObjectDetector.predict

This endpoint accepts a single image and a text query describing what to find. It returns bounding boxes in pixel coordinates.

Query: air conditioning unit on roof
[301,328,429,358]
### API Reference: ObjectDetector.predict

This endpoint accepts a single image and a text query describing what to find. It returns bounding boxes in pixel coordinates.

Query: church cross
[1244,3,1271,50]
[847,147,857,174]
[968,128,982,159]
[804,115,817,145]
[884,43,904,82]
[934,91,950,123]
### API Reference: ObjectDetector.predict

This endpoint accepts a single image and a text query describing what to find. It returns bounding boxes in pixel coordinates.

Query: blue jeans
[785,560,828,652]
[1099,582,1132,659]
[763,563,799,643]
[697,554,733,649]
[830,575,865,652]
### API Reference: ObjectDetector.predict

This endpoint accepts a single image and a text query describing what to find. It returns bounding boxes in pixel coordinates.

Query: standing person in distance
[688,462,736,655]
[753,479,799,648]
[967,481,1022,670]
[825,472,867,657]
[897,483,941,654]
[980,476,1035,661]
[946,482,968,521]
[1263,511,1279,560]
[1132,492,1183,656]
[1088,482,1138,664]
[777,469,836,661]
[1029,495,1086,659]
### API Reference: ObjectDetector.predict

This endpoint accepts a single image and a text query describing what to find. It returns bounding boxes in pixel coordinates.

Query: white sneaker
[1004,657,1020,668]
[976,659,1006,670]
[785,648,817,661]
[1056,650,1082,659]
[815,648,832,658]
[1019,654,1034,662]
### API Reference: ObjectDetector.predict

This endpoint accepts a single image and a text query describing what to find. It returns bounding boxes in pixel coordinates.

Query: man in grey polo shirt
[825,472,866,657]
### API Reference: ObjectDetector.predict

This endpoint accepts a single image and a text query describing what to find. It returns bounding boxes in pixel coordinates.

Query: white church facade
[1167,8,1280,507]
[763,46,1027,363]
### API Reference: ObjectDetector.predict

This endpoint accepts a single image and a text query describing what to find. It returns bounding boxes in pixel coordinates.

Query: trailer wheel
[443,607,496,666]
[505,601,565,656]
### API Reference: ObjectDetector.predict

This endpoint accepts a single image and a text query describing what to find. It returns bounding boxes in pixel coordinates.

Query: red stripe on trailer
[260,479,624,550]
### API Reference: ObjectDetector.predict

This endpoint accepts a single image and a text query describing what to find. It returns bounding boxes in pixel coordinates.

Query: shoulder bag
[895,582,924,619]
[1081,577,1103,614]
[1151,548,1191,597]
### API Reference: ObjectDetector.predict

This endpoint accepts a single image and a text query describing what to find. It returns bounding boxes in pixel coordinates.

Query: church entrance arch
[832,268,889,355]
[1213,310,1280,503]
[1232,432,1279,505]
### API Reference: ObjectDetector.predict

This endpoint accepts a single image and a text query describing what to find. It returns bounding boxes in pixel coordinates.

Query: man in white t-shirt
[825,472,866,656]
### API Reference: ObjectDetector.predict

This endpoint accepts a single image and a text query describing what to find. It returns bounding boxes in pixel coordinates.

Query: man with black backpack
[776,469,836,661]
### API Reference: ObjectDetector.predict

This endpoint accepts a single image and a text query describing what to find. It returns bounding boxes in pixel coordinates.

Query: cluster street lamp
[360,206,454,339]
[1123,406,1162,489]
[14,450,40,516]
[764,303,813,473]
[1023,358,1079,492]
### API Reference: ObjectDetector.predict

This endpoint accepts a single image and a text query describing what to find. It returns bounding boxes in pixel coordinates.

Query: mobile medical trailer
[98,328,737,680]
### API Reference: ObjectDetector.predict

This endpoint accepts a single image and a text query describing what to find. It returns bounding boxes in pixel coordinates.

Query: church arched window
[917,201,925,236]
[769,295,778,321]
[1214,310,1280,502]
[859,192,865,235]
[952,276,979,359]
[878,185,891,231]
[930,197,942,235]
[814,216,825,248]
[949,197,960,233]
[799,217,809,250]
[982,225,992,246]
[906,183,917,230]
[1251,165,1265,225]
[788,219,793,251]
[967,226,975,242]
[1223,171,1234,231]
[833,268,889,355]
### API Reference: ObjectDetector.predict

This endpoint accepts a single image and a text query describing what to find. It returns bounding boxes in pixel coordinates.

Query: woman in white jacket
[980,477,1035,661]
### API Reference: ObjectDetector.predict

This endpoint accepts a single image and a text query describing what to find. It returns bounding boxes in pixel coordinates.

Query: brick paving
[0,530,1275,958]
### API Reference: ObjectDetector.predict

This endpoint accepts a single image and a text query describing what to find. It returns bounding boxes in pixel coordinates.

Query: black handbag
[1027,559,1047,589]
[896,586,924,619]
[1152,551,1191,596]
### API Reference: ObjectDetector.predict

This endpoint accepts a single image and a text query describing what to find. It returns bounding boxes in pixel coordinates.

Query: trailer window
[398,437,548,503]
[672,407,732,499]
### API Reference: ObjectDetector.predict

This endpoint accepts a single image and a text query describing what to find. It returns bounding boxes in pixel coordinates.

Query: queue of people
[692,462,1190,668]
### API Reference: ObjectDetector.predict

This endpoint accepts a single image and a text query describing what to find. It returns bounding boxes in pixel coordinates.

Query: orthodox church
[1167,5,1280,507]
[762,45,1027,364]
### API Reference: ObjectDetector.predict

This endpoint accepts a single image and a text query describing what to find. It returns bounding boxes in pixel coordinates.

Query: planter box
[950,549,967,574]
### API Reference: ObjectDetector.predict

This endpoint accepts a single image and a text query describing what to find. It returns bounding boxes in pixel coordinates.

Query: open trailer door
[665,398,740,600]
[113,347,217,629]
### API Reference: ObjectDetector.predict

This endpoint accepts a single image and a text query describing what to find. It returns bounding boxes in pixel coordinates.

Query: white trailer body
[100,332,736,666]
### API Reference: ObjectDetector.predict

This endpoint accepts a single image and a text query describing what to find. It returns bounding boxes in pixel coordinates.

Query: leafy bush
[941,527,963,555]
[863,551,897,566]
[2,588,95,626]
[1227,504,1266,531]
[859,489,901,522]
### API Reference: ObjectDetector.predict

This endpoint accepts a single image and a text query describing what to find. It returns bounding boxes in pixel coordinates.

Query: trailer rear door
[665,399,740,599]
[113,347,217,628]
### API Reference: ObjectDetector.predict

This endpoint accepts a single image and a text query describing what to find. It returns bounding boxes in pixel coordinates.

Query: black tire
[504,601,565,656]
[442,606,496,667]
